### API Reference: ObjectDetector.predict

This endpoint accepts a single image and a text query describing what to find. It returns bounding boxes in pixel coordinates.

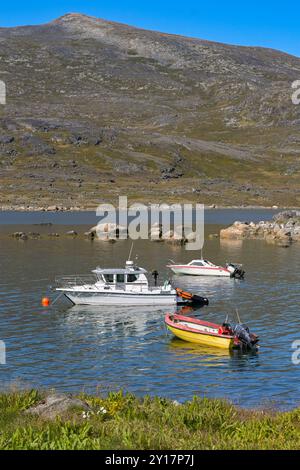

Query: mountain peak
[53,12,104,25]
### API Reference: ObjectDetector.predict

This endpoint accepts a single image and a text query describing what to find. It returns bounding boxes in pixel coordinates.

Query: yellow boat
[165,313,259,350]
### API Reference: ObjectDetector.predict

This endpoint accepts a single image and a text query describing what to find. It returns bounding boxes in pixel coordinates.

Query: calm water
[0,211,299,409]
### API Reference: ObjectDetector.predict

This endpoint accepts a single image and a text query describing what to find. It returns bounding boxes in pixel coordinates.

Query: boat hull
[61,290,178,306]
[166,324,234,349]
[165,314,235,349]
[169,266,231,277]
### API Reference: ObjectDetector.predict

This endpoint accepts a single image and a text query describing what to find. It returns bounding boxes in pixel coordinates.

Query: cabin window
[190,261,204,266]
[127,274,138,283]
[103,274,114,283]
[116,274,125,283]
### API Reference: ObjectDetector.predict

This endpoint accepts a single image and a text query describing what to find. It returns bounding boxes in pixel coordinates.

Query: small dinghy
[165,314,259,350]
[176,288,209,306]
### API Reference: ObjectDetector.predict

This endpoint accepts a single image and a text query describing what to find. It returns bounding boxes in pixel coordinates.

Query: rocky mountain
[0,12,300,209]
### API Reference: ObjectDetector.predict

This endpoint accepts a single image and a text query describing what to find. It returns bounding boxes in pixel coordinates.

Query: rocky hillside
[0,13,300,209]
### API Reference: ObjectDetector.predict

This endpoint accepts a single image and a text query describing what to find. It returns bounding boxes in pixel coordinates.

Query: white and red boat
[167,259,245,278]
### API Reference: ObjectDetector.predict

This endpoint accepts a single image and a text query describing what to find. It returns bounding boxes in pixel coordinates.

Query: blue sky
[0,1,299,57]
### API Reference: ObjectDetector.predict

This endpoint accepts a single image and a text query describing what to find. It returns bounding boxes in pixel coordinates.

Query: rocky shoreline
[0,205,84,212]
[220,210,300,247]
[8,222,196,245]
[5,210,300,247]
[0,204,298,212]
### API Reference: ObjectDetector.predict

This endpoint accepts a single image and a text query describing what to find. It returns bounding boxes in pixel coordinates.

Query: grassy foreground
[1,390,300,450]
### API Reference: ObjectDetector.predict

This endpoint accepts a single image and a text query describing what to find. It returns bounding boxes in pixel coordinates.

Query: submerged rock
[84,231,95,240]
[28,232,41,239]
[94,223,128,240]
[162,229,186,245]
[149,224,162,241]
[11,232,26,238]
[185,232,197,243]
[66,230,78,237]
[11,232,28,240]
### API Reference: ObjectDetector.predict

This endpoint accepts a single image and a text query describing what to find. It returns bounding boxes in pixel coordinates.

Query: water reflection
[219,238,243,250]
[173,274,236,292]
[65,305,174,337]
[168,337,231,358]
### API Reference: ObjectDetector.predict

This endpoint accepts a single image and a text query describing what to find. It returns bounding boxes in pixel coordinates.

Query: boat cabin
[92,261,149,287]
[187,259,215,267]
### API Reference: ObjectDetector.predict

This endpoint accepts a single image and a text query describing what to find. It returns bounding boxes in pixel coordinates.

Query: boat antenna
[235,308,241,324]
[200,249,203,260]
[128,242,134,261]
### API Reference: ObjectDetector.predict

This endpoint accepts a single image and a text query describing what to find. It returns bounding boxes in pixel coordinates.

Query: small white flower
[97,407,107,414]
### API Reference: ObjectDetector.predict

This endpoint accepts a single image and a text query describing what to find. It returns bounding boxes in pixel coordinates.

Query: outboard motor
[233,323,259,350]
[192,294,209,306]
[233,266,245,279]
[227,263,245,279]
[176,288,209,306]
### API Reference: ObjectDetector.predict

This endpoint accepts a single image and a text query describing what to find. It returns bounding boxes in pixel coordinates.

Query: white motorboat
[166,259,245,278]
[55,260,208,306]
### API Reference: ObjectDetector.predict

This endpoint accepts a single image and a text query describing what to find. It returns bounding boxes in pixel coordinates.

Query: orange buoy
[41,297,50,307]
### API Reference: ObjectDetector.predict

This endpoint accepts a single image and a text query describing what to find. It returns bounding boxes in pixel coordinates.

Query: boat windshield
[103,274,114,283]
[102,273,139,284]
[204,260,214,266]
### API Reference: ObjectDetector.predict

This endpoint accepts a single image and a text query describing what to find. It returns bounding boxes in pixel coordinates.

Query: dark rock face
[273,210,300,223]
[0,135,14,144]
[0,13,300,208]
[22,134,56,156]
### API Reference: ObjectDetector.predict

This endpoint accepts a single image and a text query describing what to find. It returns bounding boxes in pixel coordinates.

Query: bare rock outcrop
[25,393,90,420]
[220,211,300,246]
[220,221,250,239]
[91,223,128,240]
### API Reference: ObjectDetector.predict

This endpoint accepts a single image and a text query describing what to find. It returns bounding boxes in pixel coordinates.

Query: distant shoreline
[0,205,298,213]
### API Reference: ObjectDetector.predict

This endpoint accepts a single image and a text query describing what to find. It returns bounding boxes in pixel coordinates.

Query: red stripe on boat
[167,265,230,272]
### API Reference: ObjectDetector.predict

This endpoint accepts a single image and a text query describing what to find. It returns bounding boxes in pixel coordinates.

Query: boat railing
[55,274,97,288]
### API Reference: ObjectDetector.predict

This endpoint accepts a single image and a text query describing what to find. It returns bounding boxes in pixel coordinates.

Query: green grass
[1,389,300,449]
